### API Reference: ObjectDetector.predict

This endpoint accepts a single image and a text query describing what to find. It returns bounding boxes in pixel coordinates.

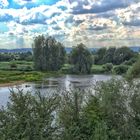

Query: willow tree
[33,35,66,71]
[70,43,92,74]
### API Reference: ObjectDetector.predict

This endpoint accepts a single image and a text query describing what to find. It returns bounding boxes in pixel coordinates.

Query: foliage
[60,64,74,74]
[70,43,93,74]
[103,63,113,73]
[113,64,129,74]
[0,52,33,62]
[95,47,136,65]
[0,61,33,71]
[94,48,107,64]
[0,90,59,140]
[33,35,66,71]
[126,56,140,80]
[103,47,116,64]
[113,47,135,65]
[10,61,17,69]
[0,70,62,84]
[1,80,140,139]
[91,65,105,74]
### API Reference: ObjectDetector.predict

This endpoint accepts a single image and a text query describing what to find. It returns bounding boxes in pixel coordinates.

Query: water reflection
[0,75,121,107]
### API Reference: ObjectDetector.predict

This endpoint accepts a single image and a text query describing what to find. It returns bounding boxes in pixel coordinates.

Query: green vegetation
[94,47,137,65]
[0,36,139,84]
[0,51,33,61]
[32,35,137,75]
[69,43,93,74]
[0,70,62,84]
[1,79,140,139]
[33,35,66,71]
[0,61,33,71]
[126,56,140,80]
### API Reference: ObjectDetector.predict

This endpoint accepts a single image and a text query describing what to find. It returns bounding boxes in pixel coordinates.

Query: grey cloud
[123,20,140,26]
[71,0,134,14]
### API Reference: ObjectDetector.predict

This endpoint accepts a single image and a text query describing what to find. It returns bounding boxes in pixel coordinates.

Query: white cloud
[116,2,140,26]
[0,0,9,7]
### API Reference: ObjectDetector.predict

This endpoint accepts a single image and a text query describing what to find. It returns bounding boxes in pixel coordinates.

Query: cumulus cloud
[116,2,140,26]
[70,0,134,14]
[0,0,139,48]
[0,0,9,8]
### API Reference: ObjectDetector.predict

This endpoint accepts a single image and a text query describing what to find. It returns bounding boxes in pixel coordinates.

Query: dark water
[0,75,121,107]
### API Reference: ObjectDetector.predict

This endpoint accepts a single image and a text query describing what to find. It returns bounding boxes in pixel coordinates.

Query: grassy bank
[0,70,62,84]
[0,61,131,84]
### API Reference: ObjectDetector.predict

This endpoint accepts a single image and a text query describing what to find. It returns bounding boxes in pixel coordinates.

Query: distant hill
[0,48,32,53]
[129,46,140,52]
[65,47,140,53]
[0,46,140,53]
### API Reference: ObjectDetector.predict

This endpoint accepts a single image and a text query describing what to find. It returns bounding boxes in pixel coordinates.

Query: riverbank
[0,70,63,85]
[0,81,25,87]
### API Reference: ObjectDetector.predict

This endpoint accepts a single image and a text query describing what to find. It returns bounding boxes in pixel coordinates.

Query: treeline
[33,35,138,74]
[0,51,33,61]
[1,79,140,139]
[94,47,137,65]
[0,35,138,74]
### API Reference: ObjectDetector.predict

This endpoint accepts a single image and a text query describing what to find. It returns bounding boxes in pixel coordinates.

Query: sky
[0,0,140,49]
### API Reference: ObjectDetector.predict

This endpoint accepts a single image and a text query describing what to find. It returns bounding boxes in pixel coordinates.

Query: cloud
[70,0,134,14]
[0,0,9,8]
[0,0,139,48]
[116,2,140,26]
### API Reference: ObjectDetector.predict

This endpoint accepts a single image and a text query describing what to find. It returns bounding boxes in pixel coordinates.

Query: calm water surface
[0,75,121,107]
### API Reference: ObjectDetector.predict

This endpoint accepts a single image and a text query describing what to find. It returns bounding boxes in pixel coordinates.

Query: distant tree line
[0,51,33,61]
[33,35,138,74]
[94,47,137,65]
[0,35,138,74]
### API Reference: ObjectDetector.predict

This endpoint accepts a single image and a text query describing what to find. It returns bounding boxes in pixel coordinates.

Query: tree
[113,47,135,65]
[94,48,106,64]
[33,35,66,71]
[70,43,92,74]
[103,47,116,63]
[126,56,140,80]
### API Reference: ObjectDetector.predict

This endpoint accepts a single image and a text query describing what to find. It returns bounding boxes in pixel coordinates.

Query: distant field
[0,61,62,84]
[0,61,33,71]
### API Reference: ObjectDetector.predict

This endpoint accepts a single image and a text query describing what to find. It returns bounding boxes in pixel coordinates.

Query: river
[0,74,121,107]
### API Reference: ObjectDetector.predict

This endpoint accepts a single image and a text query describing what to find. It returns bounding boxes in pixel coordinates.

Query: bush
[23,66,33,71]
[0,90,59,139]
[1,80,140,139]
[10,62,17,69]
[60,64,74,74]
[123,57,138,66]
[126,57,140,80]
[91,65,105,74]
[103,63,113,72]
[113,65,129,74]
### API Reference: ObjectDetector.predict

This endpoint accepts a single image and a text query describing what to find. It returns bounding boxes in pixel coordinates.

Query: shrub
[103,63,113,72]
[126,57,140,80]
[10,62,17,69]
[113,65,129,74]
[91,65,105,74]
[60,64,74,74]
[123,57,138,66]
[0,90,59,139]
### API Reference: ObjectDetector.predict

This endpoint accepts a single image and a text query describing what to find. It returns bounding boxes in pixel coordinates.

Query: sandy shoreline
[0,81,25,87]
